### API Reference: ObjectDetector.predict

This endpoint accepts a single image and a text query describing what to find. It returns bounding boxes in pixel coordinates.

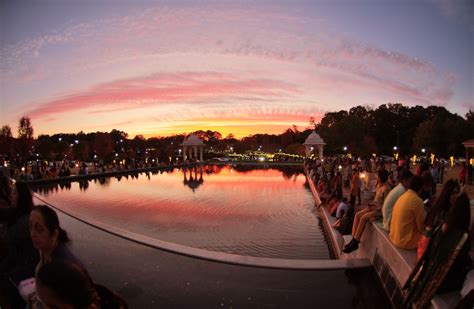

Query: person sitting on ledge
[403,193,471,308]
[343,169,391,253]
[418,179,460,259]
[381,169,413,232]
[389,176,425,249]
[333,197,348,220]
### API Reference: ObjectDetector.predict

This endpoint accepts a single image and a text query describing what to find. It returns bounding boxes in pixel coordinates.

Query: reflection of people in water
[183,166,204,192]
[78,180,89,191]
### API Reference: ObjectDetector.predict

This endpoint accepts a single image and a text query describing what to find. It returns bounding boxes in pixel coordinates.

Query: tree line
[315,103,473,157]
[0,104,472,164]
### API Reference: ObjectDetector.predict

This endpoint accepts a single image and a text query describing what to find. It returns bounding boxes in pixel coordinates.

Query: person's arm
[415,201,425,233]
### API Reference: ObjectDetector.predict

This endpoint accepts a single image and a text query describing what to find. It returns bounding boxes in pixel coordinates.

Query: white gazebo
[181,134,205,162]
[304,131,325,159]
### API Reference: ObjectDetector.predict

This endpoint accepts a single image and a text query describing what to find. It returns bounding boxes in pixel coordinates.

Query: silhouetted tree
[18,116,34,139]
[0,125,14,159]
[16,116,34,163]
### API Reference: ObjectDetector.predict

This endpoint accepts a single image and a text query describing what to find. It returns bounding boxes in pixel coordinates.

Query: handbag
[417,234,429,260]
[417,225,441,260]
[18,277,35,302]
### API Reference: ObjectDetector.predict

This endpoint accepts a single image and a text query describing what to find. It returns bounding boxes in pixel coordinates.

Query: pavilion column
[200,146,203,162]
[183,146,187,161]
[305,146,310,158]
[193,147,198,161]
[189,147,193,160]
[318,145,324,160]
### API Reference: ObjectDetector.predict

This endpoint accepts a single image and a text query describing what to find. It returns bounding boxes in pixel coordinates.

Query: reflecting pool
[33,165,330,259]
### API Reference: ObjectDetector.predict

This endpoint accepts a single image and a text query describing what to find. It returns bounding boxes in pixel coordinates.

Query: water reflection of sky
[34,165,329,259]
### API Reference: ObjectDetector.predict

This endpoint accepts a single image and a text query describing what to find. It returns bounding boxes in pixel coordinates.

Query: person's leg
[354,211,378,241]
[351,208,369,236]
[344,210,379,253]
[351,210,361,236]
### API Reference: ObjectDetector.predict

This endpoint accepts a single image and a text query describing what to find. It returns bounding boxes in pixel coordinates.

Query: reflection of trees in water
[230,164,302,180]
[33,182,72,195]
[183,166,204,192]
[93,177,110,186]
[204,165,224,175]
[32,165,303,195]
[280,167,302,180]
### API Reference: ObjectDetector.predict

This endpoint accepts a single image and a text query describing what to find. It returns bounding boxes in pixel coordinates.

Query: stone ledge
[341,219,417,287]
[319,205,344,259]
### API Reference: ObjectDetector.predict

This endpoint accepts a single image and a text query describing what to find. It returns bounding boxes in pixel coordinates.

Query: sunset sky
[1,0,473,138]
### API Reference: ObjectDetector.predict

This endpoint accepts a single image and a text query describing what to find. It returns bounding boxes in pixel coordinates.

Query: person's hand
[28,291,37,308]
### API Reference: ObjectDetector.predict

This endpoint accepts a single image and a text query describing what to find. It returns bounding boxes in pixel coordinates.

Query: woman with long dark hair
[29,205,82,273]
[418,179,460,258]
[424,179,460,229]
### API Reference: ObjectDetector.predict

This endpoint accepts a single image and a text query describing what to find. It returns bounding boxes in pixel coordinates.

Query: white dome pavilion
[303,131,325,159]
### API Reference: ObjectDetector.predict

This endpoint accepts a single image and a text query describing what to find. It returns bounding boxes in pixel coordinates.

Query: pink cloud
[27,72,301,119]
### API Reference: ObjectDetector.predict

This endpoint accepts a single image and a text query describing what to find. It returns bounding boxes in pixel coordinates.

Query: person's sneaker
[343,240,359,253]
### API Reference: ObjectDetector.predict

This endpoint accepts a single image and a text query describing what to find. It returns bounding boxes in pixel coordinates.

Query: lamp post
[396,130,399,153]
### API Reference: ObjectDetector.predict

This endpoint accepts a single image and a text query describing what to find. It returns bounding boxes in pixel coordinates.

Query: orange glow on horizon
[137,117,318,139]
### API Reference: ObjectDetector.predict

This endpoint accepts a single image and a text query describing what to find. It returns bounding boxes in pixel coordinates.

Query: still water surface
[34,165,330,259]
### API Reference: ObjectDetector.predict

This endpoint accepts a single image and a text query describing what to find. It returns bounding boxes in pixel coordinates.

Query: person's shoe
[343,240,359,253]
[344,238,356,249]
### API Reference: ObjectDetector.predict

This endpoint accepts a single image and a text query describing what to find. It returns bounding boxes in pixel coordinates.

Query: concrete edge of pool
[33,194,372,271]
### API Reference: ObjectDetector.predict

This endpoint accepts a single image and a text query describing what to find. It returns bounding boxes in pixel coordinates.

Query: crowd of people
[305,156,472,307]
[7,158,162,182]
[0,175,127,308]
[1,154,472,307]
